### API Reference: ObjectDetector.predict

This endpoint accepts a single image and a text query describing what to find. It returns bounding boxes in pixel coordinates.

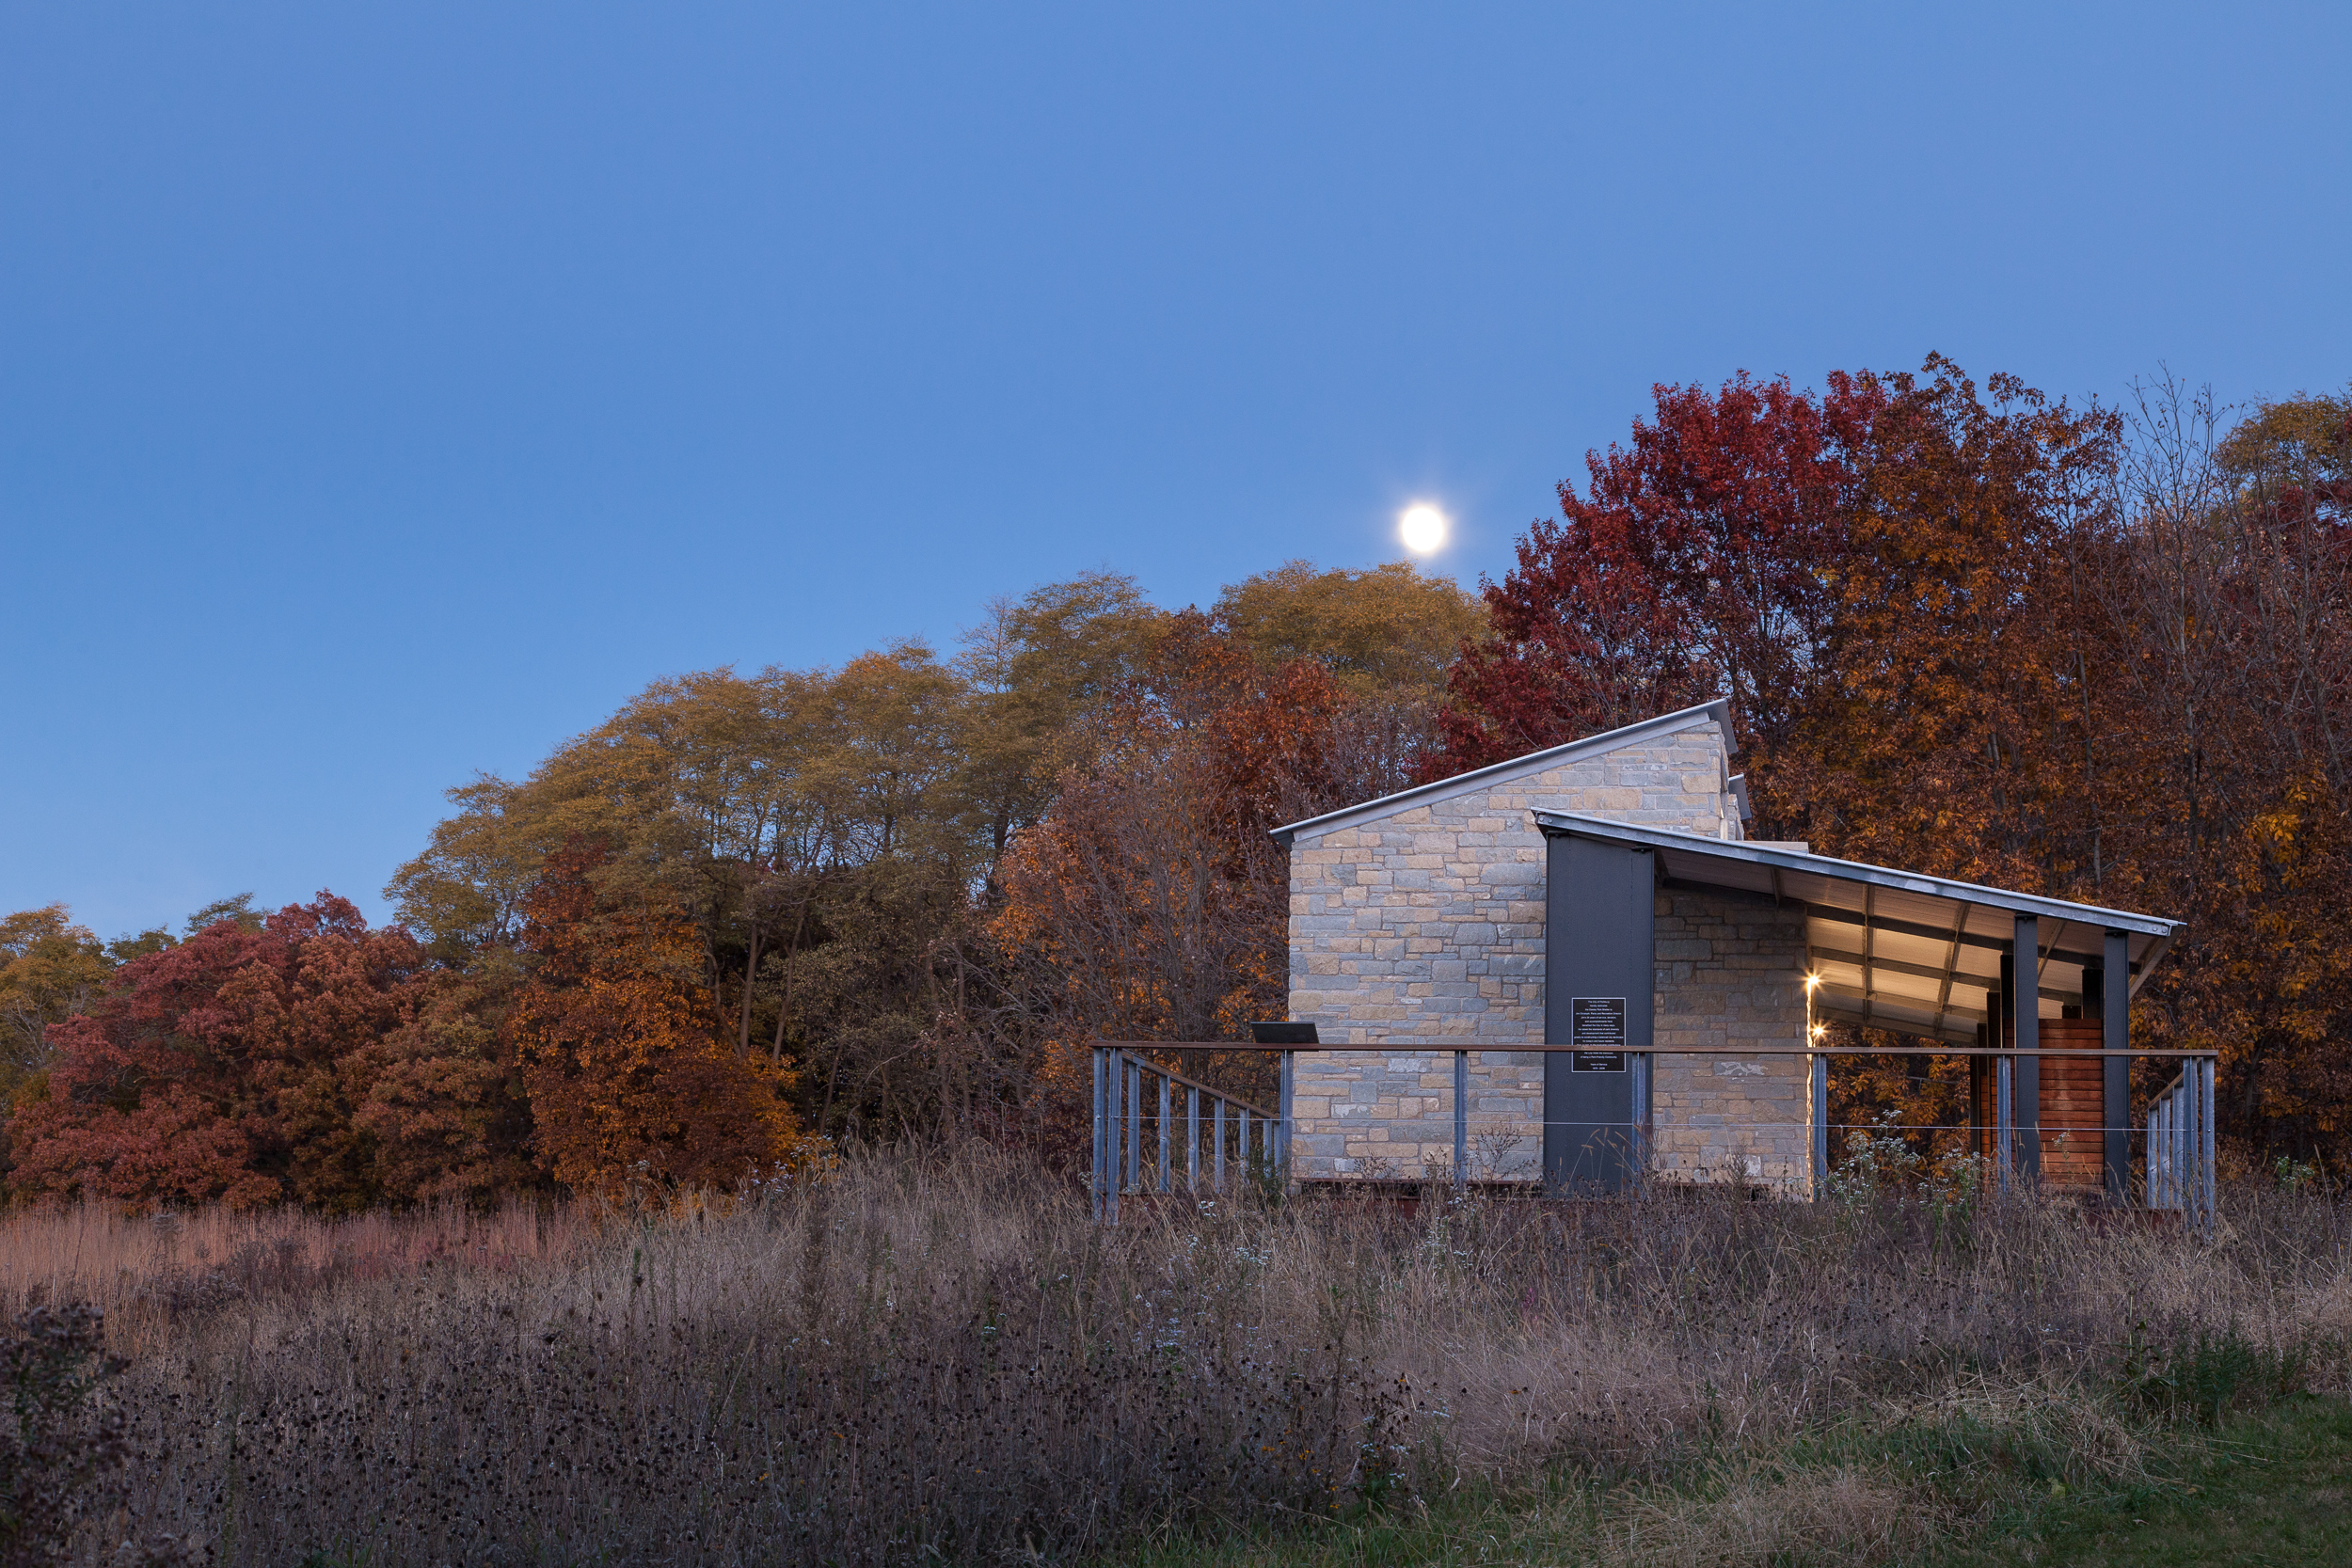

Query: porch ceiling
[1530,811,2183,1048]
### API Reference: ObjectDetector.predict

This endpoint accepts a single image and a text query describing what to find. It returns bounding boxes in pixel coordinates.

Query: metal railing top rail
[1093,1046,1277,1120]
[1094,1039,2217,1058]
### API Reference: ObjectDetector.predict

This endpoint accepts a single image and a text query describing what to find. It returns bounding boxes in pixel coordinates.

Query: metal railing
[2148,1059,2217,1235]
[1087,1041,2224,1228]
[1089,1047,1288,1223]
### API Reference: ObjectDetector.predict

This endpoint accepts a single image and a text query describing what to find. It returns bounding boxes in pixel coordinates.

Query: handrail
[1091,1046,1288,1223]
[1095,1038,2217,1058]
[1107,1051,1276,1118]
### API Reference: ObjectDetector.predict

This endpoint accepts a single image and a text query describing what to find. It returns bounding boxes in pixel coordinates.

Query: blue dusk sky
[4,4,2348,939]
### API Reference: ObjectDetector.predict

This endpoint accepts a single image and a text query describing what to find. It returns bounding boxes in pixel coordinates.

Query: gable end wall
[1285,721,1743,1181]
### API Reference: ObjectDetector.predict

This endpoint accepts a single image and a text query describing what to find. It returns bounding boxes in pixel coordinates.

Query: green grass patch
[1948,1396,2352,1567]
[1108,1396,2352,1568]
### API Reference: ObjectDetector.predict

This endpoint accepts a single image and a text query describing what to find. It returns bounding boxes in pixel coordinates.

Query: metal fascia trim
[1532,810,2181,938]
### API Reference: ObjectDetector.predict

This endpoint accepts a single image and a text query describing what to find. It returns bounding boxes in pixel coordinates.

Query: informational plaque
[1567,996,1629,1071]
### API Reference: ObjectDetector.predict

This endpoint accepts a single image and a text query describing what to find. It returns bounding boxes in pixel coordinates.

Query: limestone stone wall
[1285,717,1741,1182]
[1649,886,1812,1190]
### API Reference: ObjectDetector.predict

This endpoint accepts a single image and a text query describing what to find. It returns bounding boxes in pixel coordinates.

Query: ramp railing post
[1124,1055,1139,1196]
[1186,1086,1200,1192]
[2200,1056,2217,1238]
[2154,1085,2173,1222]
[1995,1054,2014,1194]
[2155,1073,2176,1210]
[1279,1049,1295,1190]
[1090,1047,1104,1221]
[2178,1068,2195,1220]
[2166,1085,2178,1210]
[1453,1050,1469,1190]
[1810,1052,1829,1200]
[1157,1069,1171,1193]
[1105,1051,1122,1226]
[2175,1072,2189,1215]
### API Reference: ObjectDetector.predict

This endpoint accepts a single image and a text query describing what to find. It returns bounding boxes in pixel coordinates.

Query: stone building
[1273,700,1816,1187]
[1264,703,2186,1197]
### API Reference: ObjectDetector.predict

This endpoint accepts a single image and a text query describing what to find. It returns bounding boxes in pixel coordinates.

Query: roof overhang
[1271,699,1732,846]
[1532,811,2182,1046]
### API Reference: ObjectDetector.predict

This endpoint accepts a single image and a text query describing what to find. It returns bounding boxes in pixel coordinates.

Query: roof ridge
[1270,699,1733,845]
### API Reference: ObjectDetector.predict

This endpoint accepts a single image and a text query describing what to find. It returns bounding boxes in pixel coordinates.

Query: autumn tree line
[5,356,2349,1208]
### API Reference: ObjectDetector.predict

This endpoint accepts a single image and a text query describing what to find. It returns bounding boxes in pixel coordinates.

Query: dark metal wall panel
[1543,833,1655,1193]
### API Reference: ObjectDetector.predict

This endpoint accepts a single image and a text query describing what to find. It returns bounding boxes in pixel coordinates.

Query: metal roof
[1532,810,2183,1046]
[1270,699,1733,846]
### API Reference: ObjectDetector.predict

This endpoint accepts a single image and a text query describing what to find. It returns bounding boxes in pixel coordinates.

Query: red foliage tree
[1438,370,1885,771]
[1433,358,2128,1156]
[10,897,439,1210]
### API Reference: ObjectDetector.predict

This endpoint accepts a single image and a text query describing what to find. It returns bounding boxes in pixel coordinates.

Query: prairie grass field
[12,1151,2352,1566]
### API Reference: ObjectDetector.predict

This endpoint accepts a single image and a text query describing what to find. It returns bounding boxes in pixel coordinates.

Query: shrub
[0,1305,127,1567]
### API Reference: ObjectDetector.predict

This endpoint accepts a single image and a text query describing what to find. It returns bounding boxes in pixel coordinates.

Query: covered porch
[1530,812,2208,1215]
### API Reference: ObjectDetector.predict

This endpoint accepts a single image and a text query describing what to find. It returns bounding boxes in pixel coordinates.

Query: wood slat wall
[1973,1056,1995,1160]
[2036,1018,2106,1188]
[1964,1023,2104,1184]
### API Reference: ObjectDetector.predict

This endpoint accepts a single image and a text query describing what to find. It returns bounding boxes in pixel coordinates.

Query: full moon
[1398,502,1449,554]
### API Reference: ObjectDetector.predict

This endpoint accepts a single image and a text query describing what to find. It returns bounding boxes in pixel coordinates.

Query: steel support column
[2095,931,2131,1202]
[2010,917,2042,1182]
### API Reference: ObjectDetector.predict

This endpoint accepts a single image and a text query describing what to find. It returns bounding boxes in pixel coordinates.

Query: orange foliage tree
[508,841,811,1194]
[990,615,1393,1131]
[355,973,540,1204]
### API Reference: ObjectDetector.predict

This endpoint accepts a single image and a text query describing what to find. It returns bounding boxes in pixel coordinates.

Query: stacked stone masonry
[1649,886,1811,1190]
[1285,715,1813,1188]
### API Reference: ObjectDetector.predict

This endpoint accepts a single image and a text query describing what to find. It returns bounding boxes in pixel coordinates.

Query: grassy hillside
[8,1158,2348,1565]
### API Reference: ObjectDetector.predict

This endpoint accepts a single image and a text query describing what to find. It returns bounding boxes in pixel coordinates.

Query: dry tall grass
[0,1198,591,1359]
[17,1153,2352,1566]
